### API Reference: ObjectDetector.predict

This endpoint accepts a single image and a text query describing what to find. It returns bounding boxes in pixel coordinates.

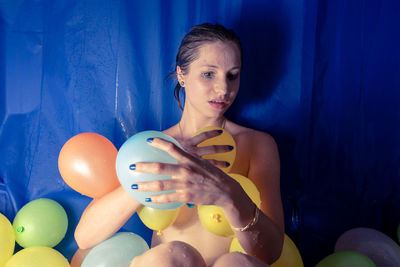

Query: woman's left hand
[130,137,243,207]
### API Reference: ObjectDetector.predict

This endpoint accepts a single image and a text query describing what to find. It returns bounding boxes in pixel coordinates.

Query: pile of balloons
[0,198,70,267]
[315,227,400,266]
[58,130,305,265]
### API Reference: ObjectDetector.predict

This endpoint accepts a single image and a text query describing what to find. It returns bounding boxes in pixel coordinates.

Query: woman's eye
[202,72,214,79]
[227,73,239,80]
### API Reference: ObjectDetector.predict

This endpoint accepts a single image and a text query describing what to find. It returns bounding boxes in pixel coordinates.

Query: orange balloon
[58,132,120,198]
[70,248,91,267]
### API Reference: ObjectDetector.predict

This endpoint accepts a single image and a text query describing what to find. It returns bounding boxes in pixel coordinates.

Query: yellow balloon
[272,234,304,267]
[0,213,15,266]
[5,246,70,267]
[137,206,180,236]
[198,174,260,237]
[229,174,261,208]
[229,234,304,267]
[197,205,234,237]
[194,126,236,173]
[229,237,246,253]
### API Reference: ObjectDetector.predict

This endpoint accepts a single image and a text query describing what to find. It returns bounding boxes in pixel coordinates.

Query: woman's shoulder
[227,121,279,176]
[226,121,277,147]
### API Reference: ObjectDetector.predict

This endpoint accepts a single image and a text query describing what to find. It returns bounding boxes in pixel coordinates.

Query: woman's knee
[130,241,206,267]
[213,252,270,267]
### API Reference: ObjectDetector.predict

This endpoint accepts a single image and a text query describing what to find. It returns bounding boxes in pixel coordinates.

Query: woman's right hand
[178,129,233,169]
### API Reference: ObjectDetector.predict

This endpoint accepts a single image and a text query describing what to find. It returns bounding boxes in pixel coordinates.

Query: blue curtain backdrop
[1,0,399,265]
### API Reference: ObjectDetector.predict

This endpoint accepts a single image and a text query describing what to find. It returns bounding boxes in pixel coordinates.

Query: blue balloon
[116,130,184,210]
[81,232,149,267]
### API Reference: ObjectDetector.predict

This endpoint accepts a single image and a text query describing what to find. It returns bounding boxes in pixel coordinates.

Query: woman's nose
[214,78,229,94]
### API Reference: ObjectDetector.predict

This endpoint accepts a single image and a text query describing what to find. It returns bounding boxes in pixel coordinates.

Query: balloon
[70,248,91,267]
[272,234,304,267]
[335,227,400,266]
[198,174,259,237]
[137,206,180,236]
[229,174,261,208]
[194,126,236,173]
[0,213,15,266]
[81,232,149,267]
[315,251,376,267]
[5,246,70,267]
[58,132,120,198]
[116,130,184,210]
[13,198,68,248]
[197,205,234,237]
[230,234,304,267]
[229,237,246,253]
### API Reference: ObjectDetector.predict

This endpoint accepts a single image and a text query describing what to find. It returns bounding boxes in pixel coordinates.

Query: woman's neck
[178,109,226,140]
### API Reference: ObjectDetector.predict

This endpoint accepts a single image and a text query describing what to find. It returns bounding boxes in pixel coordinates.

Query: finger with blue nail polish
[131,184,138,190]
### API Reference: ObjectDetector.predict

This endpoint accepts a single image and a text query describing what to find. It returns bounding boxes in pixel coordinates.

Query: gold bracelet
[231,204,260,232]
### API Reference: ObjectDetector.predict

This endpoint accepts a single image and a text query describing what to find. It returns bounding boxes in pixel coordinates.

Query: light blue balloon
[81,232,149,267]
[116,130,184,210]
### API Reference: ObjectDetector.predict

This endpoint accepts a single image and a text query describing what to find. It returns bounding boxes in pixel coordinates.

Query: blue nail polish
[217,130,223,134]
[145,198,152,202]
[129,164,136,170]
[186,203,195,208]
[228,145,234,150]
[225,162,230,167]
[131,184,138,190]
[147,138,154,143]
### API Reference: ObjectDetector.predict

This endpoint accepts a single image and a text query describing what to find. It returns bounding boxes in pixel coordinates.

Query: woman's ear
[176,66,184,82]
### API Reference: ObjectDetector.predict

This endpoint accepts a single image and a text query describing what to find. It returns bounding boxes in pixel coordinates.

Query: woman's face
[178,41,241,119]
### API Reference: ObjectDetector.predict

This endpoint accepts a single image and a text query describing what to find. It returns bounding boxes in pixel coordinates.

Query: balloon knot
[157,230,163,236]
[212,213,222,223]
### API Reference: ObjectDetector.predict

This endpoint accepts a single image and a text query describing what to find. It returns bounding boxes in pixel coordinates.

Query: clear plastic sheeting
[1,0,399,265]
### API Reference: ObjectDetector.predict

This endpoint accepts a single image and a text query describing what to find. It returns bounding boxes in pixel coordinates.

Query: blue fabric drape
[295,1,400,264]
[1,0,399,265]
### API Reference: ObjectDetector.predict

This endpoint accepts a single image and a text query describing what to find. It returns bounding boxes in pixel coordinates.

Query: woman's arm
[223,131,284,264]
[74,185,142,249]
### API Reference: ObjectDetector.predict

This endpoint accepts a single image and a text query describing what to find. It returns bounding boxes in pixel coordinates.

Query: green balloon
[316,251,376,267]
[13,198,68,248]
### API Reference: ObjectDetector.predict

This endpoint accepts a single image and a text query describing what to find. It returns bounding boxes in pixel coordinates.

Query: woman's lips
[208,100,227,110]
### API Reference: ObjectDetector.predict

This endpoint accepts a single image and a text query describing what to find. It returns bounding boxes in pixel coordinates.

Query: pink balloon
[335,227,400,266]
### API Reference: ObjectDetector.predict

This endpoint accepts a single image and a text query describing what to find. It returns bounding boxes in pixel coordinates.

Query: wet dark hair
[171,23,243,110]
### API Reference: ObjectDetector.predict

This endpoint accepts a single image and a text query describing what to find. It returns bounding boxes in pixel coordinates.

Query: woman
[75,23,284,266]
